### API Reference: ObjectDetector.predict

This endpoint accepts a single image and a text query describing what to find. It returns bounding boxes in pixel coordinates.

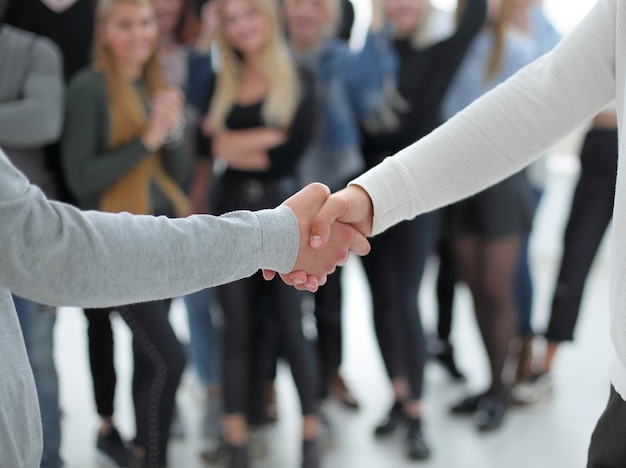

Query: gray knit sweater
[0,25,64,198]
[352,0,626,399]
[0,149,299,467]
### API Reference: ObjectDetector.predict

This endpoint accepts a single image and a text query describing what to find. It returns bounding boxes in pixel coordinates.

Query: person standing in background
[353,0,486,459]
[283,0,392,430]
[0,17,65,468]
[62,0,193,465]
[196,0,319,464]
[438,0,560,431]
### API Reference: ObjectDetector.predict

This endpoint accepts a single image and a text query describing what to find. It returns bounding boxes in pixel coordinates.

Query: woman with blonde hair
[62,0,191,465]
[196,0,317,465]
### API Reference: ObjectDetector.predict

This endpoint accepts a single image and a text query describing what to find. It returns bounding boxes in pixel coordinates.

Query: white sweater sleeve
[351,0,616,236]
[0,150,299,308]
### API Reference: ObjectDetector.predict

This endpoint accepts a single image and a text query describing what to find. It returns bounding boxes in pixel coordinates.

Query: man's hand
[262,183,371,291]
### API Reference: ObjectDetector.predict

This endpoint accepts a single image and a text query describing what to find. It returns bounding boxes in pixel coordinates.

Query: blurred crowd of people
[0,0,613,467]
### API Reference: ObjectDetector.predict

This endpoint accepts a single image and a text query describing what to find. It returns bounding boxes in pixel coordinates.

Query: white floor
[54,152,614,468]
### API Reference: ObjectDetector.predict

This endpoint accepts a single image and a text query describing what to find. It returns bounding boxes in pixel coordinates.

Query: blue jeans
[13,295,62,468]
[184,288,221,386]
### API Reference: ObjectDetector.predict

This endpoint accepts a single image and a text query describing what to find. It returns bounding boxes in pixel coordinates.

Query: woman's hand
[142,87,185,151]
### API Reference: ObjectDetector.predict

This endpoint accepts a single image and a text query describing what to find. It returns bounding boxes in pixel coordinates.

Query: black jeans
[545,129,617,342]
[213,174,318,417]
[314,266,344,399]
[361,212,437,400]
[587,385,626,467]
[85,300,186,467]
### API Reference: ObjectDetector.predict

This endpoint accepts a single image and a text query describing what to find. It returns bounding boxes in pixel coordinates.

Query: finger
[303,275,319,292]
[349,231,371,256]
[262,269,276,281]
[310,195,347,250]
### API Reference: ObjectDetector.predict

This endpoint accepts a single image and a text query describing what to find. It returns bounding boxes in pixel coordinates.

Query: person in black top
[196,0,318,466]
[356,0,486,460]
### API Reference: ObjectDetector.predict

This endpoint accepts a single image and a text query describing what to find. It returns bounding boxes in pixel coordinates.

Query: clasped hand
[263,183,374,291]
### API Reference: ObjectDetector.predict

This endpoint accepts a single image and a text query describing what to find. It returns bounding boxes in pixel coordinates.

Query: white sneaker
[510,372,554,407]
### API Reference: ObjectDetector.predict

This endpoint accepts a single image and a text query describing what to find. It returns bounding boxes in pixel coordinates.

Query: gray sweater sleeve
[0,150,299,307]
[0,35,64,147]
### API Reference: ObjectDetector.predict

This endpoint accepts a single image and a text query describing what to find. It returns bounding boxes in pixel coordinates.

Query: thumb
[310,193,347,250]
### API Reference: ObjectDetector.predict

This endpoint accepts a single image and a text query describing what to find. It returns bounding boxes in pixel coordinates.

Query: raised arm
[351,0,616,235]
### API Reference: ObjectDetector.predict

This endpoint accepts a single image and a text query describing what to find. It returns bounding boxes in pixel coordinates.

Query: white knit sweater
[353,0,626,397]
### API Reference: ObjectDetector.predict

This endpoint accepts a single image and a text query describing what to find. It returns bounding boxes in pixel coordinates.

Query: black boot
[374,400,404,436]
[302,439,321,468]
[474,394,507,432]
[225,444,249,468]
[434,342,466,382]
[406,418,431,461]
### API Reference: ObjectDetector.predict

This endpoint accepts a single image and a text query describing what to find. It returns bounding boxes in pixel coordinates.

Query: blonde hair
[456,0,513,80]
[94,0,166,148]
[210,0,300,130]
[388,0,433,49]
[93,0,190,217]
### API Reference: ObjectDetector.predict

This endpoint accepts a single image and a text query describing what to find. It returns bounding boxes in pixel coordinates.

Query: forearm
[0,99,63,147]
[213,128,279,158]
[0,158,299,307]
[62,137,149,203]
[352,0,615,235]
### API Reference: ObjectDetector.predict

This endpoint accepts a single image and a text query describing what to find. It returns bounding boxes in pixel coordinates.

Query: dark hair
[174,0,201,45]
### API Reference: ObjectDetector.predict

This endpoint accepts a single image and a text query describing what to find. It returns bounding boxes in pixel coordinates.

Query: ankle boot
[225,443,249,468]
[406,418,431,460]
[302,439,320,468]
[374,400,404,436]
[435,342,466,381]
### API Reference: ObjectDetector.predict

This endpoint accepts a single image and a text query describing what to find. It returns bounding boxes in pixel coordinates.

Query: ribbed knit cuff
[254,205,299,273]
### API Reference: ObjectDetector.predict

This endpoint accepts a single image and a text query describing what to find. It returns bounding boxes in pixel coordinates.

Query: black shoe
[450,394,483,415]
[406,418,431,461]
[225,444,249,468]
[302,439,321,468]
[97,427,131,467]
[474,395,506,432]
[375,401,404,436]
[433,342,466,382]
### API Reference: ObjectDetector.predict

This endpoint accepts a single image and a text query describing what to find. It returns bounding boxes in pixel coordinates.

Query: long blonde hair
[93,0,190,217]
[94,0,166,148]
[210,0,300,131]
[456,0,512,80]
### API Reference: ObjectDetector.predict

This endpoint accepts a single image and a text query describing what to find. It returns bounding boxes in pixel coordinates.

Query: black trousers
[587,385,626,467]
[212,174,318,417]
[314,266,344,400]
[218,272,318,416]
[85,300,186,467]
[361,212,437,400]
[545,129,617,342]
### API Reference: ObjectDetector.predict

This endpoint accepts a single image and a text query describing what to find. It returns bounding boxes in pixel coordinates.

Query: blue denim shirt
[441,7,561,120]
[295,29,397,188]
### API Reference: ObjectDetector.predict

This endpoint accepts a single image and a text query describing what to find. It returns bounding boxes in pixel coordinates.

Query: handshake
[262,182,375,292]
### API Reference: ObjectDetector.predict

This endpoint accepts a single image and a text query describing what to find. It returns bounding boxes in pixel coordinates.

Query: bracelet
[164,116,187,148]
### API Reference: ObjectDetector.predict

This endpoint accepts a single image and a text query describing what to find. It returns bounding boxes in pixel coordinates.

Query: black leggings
[84,300,186,467]
[314,266,343,400]
[361,213,436,400]
[218,272,318,416]
[545,128,617,342]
